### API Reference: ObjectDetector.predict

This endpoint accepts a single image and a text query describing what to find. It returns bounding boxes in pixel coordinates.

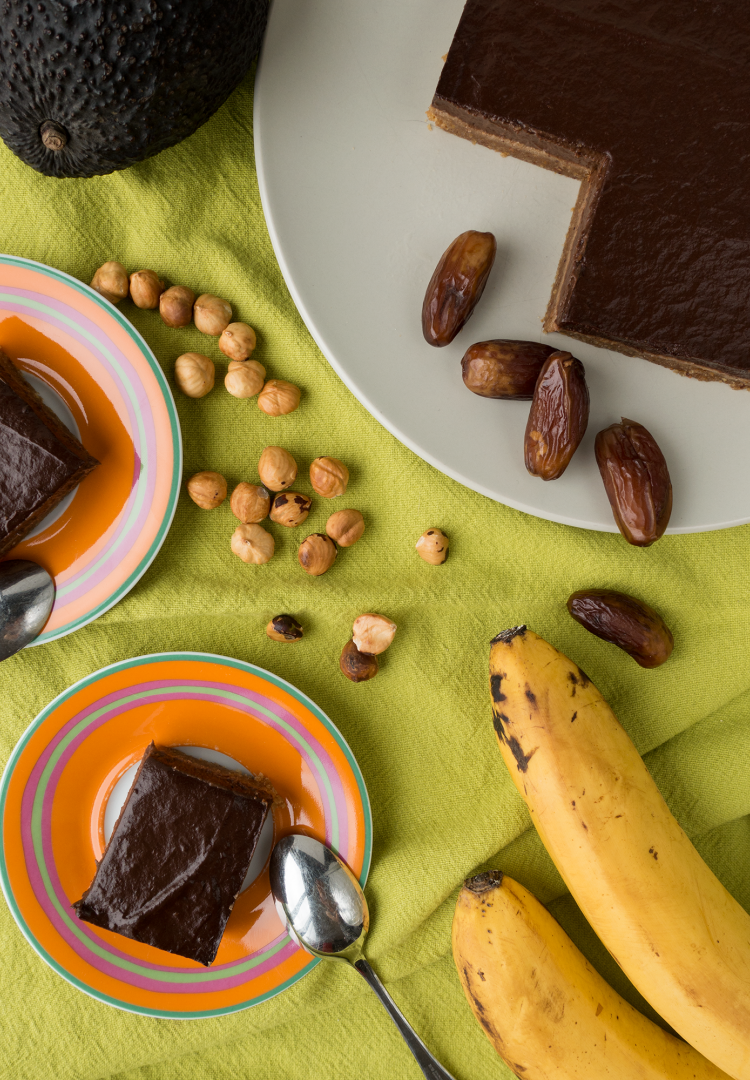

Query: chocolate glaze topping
[74,744,275,966]
[432,0,750,386]
[0,349,99,554]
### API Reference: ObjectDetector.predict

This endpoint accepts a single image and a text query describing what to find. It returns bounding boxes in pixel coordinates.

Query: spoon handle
[352,958,457,1080]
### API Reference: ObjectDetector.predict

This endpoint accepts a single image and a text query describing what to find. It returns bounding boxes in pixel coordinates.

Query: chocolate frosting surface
[0,379,83,537]
[74,744,273,966]
[434,0,750,380]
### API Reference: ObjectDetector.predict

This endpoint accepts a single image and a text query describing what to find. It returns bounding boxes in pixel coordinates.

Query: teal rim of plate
[0,253,182,646]
[0,651,373,1018]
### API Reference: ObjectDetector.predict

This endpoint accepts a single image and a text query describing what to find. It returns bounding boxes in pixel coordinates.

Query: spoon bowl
[270,834,455,1080]
[0,560,55,660]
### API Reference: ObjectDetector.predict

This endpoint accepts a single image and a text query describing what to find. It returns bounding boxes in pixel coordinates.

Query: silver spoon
[0,560,55,660]
[270,834,457,1080]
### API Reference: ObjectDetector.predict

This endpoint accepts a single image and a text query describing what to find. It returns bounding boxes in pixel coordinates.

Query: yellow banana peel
[488,626,750,1080]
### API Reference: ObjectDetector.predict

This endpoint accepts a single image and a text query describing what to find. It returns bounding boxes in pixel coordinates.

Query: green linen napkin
[1,71,750,1080]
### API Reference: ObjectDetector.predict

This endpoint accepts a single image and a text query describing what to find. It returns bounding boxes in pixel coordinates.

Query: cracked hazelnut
[298,533,337,576]
[220,322,257,361]
[416,528,449,564]
[187,471,227,509]
[310,457,349,498]
[90,261,129,304]
[352,614,397,655]
[231,523,275,565]
[258,379,301,417]
[160,285,195,328]
[340,639,378,682]
[230,482,270,523]
[175,353,215,398]
[258,446,298,491]
[129,269,165,309]
[270,492,312,528]
[225,359,266,399]
[266,614,304,642]
[325,509,364,547]
[194,294,232,336]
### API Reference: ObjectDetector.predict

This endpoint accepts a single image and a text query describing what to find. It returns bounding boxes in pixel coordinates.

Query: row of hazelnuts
[266,612,398,684]
[89,261,300,417]
[188,449,361,576]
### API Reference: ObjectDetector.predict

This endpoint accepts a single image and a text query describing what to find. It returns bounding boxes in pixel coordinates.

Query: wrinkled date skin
[461,340,556,399]
[422,230,497,346]
[595,418,672,546]
[524,351,589,480]
[568,588,674,668]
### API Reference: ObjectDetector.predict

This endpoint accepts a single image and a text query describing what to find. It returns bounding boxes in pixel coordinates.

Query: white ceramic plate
[254,0,750,533]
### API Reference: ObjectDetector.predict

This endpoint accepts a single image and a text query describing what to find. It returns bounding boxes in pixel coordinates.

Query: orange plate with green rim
[0,255,181,644]
[0,652,372,1018]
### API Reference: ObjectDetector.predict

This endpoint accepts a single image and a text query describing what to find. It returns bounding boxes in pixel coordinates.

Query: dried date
[422,230,497,347]
[595,418,672,546]
[524,351,589,480]
[461,340,556,399]
[567,588,674,668]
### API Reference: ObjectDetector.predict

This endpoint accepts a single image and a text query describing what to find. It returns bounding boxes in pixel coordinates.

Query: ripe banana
[453,870,731,1079]
[488,627,750,1080]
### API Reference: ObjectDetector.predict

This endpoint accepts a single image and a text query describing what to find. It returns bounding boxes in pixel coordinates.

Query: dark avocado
[0,0,269,178]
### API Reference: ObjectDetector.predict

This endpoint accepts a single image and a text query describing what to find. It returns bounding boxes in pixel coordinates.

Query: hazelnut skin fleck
[416,528,449,564]
[187,471,227,509]
[230,482,270,523]
[90,261,129,304]
[231,523,275,565]
[352,614,397,655]
[270,492,312,528]
[194,294,233,336]
[310,457,349,498]
[129,269,165,309]
[220,322,257,361]
[160,285,195,328]
[175,353,215,398]
[326,508,364,547]
[298,534,337,576]
[258,379,301,416]
[340,639,378,682]
[225,360,266,399]
[266,614,304,642]
[258,446,298,492]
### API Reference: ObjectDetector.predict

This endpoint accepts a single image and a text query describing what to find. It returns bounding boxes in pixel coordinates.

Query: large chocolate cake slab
[429,0,750,388]
[0,348,98,555]
[74,744,275,966]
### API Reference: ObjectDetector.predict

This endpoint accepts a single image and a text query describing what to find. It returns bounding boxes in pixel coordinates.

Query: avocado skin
[0,0,269,178]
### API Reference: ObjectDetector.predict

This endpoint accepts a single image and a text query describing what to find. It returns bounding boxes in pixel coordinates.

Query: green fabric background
[1,71,750,1080]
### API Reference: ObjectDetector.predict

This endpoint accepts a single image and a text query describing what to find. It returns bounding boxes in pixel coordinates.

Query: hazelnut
[298,534,337,576]
[340,639,378,682]
[352,614,397,655]
[266,614,304,643]
[230,523,275,565]
[230,482,270,523]
[258,379,301,416]
[225,359,266,399]
[310,457,349,498]
[160,285,195,328]
[187,471,227,509]
[416,528,449,565]
[258,446,298,491]
[270,492,312,528]
[194,293,232,336]
[220,322,257,361]
[90,261,129,304]
[326,509,364,547]
[129,269,165,309]
[175,353,215,398]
